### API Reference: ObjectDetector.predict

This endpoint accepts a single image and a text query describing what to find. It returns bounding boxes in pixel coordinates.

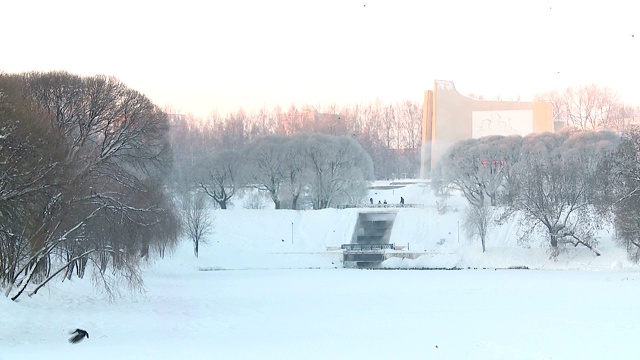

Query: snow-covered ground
[2,182,639,359]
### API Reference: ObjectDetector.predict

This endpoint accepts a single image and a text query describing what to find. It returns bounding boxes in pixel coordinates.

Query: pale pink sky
[2,0,638,117]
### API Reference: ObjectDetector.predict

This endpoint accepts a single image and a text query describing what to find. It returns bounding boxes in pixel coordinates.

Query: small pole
[291,222,294,244]
[457,221,460,243]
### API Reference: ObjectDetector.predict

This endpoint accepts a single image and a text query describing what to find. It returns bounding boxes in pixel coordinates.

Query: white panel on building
[471,110,534,138]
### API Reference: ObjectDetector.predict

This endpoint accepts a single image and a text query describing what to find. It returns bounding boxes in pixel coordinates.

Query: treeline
[168,100,423,181]
[534,84,640,132]
[182,133,374,211]
[433,128,640,262]
[0,71,180,300]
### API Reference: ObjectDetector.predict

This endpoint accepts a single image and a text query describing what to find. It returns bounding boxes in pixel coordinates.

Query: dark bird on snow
[69,329,89,344]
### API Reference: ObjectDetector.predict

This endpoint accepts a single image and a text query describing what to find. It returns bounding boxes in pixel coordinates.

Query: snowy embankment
[202,181,635,272]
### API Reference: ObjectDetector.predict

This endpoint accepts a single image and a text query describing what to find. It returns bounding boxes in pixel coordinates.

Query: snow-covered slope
[198,181,635,271]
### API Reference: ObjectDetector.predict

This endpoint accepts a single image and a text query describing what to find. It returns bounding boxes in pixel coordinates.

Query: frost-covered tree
[2,71,180,300]
[509,130,618,257]
[435,131,618,256]
[305,134,374,209]
[463,202,494,253]
[281,134,313,210]
[432,135,518,207]
[183,192,213,258]
[610,129,640,262]
[243,135,288,209]
[496,136,524,206]
[432,138,486,207]
[433,135,519,252]
[196,150,242,210]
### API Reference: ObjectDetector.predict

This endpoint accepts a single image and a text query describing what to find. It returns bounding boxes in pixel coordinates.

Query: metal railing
[336,203,424,209]
[341,243,395,251]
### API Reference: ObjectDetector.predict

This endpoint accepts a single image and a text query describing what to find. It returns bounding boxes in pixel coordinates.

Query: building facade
[420,80,554,178]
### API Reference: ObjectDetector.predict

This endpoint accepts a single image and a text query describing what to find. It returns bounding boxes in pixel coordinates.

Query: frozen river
[3,268,640,359]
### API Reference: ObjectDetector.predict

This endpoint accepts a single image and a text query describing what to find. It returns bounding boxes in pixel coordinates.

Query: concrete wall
[420,80,554,178]
[351,212,397,245]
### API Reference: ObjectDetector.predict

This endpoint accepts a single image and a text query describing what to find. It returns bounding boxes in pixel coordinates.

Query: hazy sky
[2,0,638,117]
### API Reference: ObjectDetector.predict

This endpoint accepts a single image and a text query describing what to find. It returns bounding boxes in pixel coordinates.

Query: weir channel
[343,212,397,268]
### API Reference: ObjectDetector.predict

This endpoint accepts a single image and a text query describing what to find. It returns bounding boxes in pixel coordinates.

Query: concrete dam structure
[343,212,397,268]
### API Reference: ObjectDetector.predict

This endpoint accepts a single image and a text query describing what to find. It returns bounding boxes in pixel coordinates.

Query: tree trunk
[569,235,602,256]
[28,249,105,298]
[9,264,37,300]
[550,233,558,248]
[64,262,75,280]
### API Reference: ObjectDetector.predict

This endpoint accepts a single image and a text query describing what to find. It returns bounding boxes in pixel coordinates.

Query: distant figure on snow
[370,197,373,205]
[383,200,387,205]
[69,329,89,344]
[400,197,405,206]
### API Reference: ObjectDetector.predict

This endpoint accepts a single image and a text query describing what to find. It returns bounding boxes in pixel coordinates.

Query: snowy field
[2,182,640,359]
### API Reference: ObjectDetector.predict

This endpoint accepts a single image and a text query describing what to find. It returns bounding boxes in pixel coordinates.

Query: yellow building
[420,80,554,178]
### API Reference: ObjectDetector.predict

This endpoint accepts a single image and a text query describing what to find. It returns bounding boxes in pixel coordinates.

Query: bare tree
[434,135,524,207]
[0,74,65,292]
[2,71,180,300]
[433,135,514,253]
[609,129,640,262]
[196,150,242,209]
[397,100,423,150]
[536,85,621,130]
[243,135,288,209]
[222,109,248,150]
[608,103,639,134]
[183,192,213,258]
[282,134,312,209]
[509,130,618,257]
[435,130,618,257]
[305,134,374,209]
[494,136,524,206]
[534,90,567,123]
[475,135,522,206]
[247,106,277,139]
[432,138,487,208]
[463,202,494,253]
